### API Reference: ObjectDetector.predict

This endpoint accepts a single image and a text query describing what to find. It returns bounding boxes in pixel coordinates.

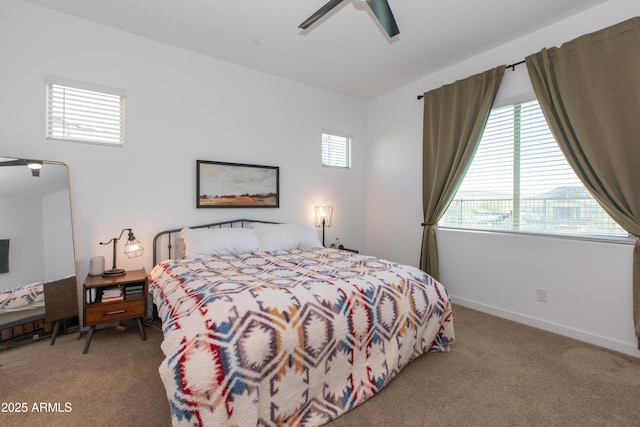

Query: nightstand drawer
[84,299,145,325]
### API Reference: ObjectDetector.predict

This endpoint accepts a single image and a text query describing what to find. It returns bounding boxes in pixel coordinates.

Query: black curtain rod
[505,59,526,70]
[416,60,525,100]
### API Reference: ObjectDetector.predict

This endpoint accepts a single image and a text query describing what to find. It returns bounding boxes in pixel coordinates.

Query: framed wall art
[196,160,279,208]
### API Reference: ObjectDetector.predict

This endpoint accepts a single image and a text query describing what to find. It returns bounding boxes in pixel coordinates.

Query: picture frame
[196,160,279,208]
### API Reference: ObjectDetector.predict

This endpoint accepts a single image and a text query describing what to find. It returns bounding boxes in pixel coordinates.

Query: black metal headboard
[152,219,278,265]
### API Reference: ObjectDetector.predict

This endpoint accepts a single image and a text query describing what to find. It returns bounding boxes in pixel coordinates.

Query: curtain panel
[525,17,640,342]
[420,67,505,279]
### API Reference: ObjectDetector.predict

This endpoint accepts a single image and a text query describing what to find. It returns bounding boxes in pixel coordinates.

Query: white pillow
[179,227,260,258]
[174,236,186,259]
[294,224,324,249]
[251,223,323,251]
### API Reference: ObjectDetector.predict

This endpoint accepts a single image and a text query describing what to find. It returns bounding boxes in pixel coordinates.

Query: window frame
[45,76,125,147]
[438,98,631,244]
[321,130,352,169]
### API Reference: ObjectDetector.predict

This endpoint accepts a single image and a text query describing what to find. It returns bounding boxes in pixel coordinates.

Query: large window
[46,77,125,146]
[322,132,351,168]
[439,99,627,238]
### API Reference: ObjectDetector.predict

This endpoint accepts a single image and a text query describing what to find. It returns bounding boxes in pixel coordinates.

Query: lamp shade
[124,229,144,258]
[315,206,333,227]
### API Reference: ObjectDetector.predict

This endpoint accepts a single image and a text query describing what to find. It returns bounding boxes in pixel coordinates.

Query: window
[439,99,627,238]
[46,77,124,146]
[322,132,351,168]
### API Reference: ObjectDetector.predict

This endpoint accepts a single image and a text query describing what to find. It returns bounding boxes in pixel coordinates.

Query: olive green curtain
[420,67,505,280]
[525,17,640,343]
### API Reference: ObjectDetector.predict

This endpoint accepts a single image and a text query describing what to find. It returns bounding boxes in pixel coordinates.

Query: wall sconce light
[100,228,144,276]
[315,206,333,247]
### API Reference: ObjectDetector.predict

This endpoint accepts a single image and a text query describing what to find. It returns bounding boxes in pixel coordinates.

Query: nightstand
[340,247,359,254]
[82,268,147,354]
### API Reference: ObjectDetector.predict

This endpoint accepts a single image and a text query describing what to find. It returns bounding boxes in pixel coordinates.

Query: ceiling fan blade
[299,0,345,30]
[365,0,400,37]
[0,159,27,167]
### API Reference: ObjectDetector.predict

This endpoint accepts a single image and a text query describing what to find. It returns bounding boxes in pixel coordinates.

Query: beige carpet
[2,305,640,427]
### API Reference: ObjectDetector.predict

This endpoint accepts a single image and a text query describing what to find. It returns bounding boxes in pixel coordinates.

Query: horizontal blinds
[322,133,351,168]
[518,101,582,198]
[441,100,626,237]
[46,81,124,145]
[458,104,514,198]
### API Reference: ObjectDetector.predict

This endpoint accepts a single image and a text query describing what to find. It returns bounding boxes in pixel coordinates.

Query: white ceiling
[0,158,69,197]
[22,0,608,100]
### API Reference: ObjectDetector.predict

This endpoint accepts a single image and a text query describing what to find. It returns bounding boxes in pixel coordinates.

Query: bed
[149,220,455,426]
[0,275,78,343]
[0,281,46,332]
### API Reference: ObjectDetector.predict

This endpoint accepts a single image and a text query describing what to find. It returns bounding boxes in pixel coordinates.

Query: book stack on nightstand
[100,286,124,302]
[124,283,144,299]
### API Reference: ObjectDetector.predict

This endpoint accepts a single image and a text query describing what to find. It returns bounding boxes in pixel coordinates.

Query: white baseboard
[451,296,640,359]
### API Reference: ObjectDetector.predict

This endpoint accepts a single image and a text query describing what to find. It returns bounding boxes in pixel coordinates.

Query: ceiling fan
[299,0,400,38]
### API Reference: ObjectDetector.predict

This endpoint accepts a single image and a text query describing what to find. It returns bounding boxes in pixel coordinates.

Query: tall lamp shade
[100,228,144,276]
[315,206,333,246]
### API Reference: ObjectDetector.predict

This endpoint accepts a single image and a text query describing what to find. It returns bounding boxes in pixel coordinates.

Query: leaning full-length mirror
[0,157,77,347]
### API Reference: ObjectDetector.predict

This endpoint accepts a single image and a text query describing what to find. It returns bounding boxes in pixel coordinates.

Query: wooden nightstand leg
[136,317,146,341]
[83,325,96,354]
[50,320,62,345]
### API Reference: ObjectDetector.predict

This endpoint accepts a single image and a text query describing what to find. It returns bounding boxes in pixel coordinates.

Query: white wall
[0,1,367,287]
[365,0,640,357]
[42,189,75,281]
[0,194,45,290]
[0,189,72,291]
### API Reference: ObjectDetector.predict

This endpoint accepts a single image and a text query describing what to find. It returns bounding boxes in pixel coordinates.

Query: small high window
[322,132,351,168]
[45,77,124,146]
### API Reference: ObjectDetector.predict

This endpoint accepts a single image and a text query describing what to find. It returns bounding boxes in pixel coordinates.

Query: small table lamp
[315,206,333,247]
[100,228,144,276]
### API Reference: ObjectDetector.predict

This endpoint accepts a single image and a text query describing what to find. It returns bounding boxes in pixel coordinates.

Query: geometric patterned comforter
[0,281,44,313]
[148,248,455,427]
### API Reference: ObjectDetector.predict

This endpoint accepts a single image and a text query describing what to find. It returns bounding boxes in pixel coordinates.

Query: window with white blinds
[439,99,627,238]
[46,77,124,146]
[322,132,351,168]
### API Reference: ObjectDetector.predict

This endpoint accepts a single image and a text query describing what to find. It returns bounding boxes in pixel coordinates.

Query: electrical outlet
[536,288,547,303]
